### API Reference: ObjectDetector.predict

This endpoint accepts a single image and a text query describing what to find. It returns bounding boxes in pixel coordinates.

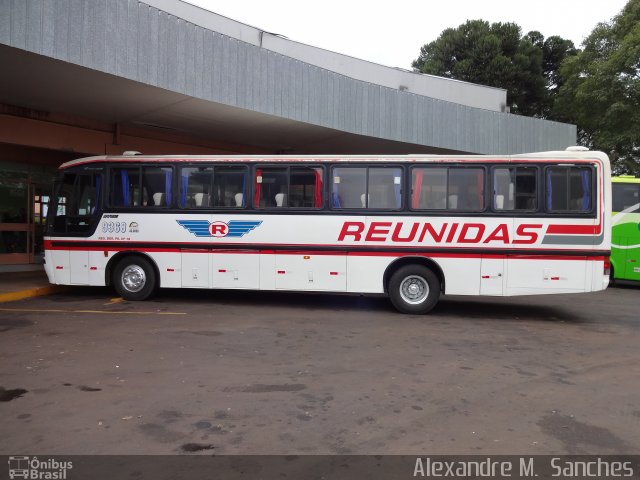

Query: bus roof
[612,175,640,183]
[57,150,610,170]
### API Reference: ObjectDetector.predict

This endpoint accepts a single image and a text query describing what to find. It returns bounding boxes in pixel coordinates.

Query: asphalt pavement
[0,284,638,454]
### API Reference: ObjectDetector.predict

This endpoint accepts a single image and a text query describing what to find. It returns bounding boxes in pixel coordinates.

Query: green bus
[611,175,640,282]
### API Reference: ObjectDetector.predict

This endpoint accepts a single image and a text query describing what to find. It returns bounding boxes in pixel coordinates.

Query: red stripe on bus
[259,250,346,256]
[346,252,604,261]
[45,251,606,263]
[508,254,602,261]
[211,249,261,254]
[42,242,608,261]
[546,225,601,235]
[43,240,607,254]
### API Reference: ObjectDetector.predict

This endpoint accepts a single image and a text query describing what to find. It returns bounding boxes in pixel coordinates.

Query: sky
[184,0,629,69]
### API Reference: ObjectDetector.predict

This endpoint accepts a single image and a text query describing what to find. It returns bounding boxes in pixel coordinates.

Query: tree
[553,0,640,174]
[412,20,576,118]
[526,32,578,116]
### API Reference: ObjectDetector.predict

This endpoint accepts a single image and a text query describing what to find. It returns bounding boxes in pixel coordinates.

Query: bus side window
[254,167,323,209]
[493,168,513,210]
[493,167,537,211]
[214,167,247,207]
[368,168,402,209]
[546,167,592,212]
[411,167,447,210]
[254,168,288,208]
[447,167,484,210]
[179,167,213,208]
[110,168,141,207]
[447,168,484,210]
[411,167,484,211]
[290,167,323,208]
[331,167,366,209]
[142,167,172,207]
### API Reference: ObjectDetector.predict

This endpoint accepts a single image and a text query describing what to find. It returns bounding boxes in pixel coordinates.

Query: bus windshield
[48,170,103,235]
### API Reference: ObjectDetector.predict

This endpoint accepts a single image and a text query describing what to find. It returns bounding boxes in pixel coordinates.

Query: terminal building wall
[0,0,576,155]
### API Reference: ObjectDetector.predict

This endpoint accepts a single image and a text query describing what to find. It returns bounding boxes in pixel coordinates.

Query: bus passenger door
[480,256,504,295]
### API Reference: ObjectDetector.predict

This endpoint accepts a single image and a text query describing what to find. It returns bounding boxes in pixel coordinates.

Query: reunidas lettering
[338,221,542,245]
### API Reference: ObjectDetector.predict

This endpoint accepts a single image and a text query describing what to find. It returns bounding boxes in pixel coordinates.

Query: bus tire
[608,265,615,287]
[113,256,156,301]
[388,265,440,314]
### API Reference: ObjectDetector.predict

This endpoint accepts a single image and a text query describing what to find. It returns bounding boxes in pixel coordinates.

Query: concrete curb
[0,285,68,304]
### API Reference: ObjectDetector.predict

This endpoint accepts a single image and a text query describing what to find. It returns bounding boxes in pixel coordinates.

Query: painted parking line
[104,297,125,306]
[0,285,68,304]
[0,307,186,315]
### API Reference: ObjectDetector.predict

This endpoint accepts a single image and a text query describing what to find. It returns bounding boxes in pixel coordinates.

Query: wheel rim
[121,265,146,293]
[399,275,429,304]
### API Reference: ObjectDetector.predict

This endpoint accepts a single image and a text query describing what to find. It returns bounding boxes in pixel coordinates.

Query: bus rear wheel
[113,256,156,301]
[388,265,440,314]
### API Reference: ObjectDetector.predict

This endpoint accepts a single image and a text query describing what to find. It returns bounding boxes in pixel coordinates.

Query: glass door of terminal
[32,185,50,261]
[0,175,49,265]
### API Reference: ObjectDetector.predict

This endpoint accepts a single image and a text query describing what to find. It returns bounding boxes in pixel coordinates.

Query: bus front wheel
[388,265,440,314]
[608,265,616,287]
[113,256,156,301]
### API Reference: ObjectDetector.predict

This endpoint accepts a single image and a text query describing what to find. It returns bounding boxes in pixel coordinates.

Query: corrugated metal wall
[0,0,576,154]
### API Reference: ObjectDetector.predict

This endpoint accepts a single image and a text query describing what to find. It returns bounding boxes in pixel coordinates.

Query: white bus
[44,149,611,314]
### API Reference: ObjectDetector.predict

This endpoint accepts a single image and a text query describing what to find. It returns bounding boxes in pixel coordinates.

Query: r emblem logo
[177,220,262,238]
[209,221,228,237]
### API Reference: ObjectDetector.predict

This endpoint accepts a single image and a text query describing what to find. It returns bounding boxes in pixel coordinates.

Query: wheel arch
[105,251,161,288]
[383,256,445,294]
